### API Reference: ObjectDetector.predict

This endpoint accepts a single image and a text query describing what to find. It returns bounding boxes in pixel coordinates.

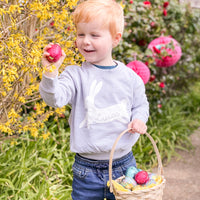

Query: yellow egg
[107,180,130,192]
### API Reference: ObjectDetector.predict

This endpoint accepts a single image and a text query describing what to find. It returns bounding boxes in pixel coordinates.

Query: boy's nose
[83,36,90,45]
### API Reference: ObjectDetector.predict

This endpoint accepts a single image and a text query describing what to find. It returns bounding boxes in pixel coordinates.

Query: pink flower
[159,82,165,88]
[33,106,37,111]
[132,38,136,42]
[149,75,156,82]
[130,0,133,3]
[163,2,169,8]
[150,21,156,27]
[50,21,54,27]
[157,104,162,108]
[163,9,167,16]
[153,46,161,54]
[143,1,151,5]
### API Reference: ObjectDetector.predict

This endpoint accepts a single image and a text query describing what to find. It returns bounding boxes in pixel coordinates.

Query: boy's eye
[78,33,84,37]
[92,34,100,37]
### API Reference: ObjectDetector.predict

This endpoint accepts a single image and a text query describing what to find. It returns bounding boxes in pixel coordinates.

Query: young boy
[39,0,149,199]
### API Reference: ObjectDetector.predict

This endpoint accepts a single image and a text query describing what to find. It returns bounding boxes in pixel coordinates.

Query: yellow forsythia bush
[0,0,81,138]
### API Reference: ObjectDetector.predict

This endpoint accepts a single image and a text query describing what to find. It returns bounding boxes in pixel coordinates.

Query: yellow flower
[30,128,39,138]
[8,108,20,119]
[18,96,26,103]
[0,124,11,134]
[10,140,18,146]
[67,0,79,9]
[120,1,125,9]
[8,5,21,14]
[1,91,6,97]
[41,131,51,140]
[1,0,78,138]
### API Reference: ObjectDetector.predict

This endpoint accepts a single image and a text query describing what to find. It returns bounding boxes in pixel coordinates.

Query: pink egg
[47,44,62,63]
[135,171,149,185]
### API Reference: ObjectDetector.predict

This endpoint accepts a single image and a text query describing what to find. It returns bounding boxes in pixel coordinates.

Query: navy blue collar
[93,63,118,69]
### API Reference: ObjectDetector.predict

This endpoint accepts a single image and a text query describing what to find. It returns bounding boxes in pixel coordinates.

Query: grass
[0,128,74,200]
[135,82,200,169]
[0,82,200,199]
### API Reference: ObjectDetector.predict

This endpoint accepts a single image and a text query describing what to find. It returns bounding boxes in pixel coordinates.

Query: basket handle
[108,128,164,193]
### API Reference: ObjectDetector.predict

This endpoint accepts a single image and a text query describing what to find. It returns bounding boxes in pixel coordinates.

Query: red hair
[73,0,124,38]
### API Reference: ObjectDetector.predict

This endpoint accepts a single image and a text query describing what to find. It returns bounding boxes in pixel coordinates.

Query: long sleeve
[39,69,76,108]
[131,74,149,123]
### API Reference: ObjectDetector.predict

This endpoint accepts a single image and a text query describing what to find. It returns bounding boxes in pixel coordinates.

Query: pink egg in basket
[148,36,182,67]
[135,171,149,185]
[127,60,150,84]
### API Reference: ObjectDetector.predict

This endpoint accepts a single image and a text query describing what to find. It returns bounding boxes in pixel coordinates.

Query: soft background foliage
[114,0,200,111]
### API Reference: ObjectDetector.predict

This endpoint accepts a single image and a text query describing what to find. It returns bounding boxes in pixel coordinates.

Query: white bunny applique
[79,80,130,128]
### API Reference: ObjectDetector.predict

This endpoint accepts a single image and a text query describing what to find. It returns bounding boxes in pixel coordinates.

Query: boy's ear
[112,32,122,48]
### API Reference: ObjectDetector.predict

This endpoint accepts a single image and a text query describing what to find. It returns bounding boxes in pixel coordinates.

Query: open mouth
[84,49,95,53]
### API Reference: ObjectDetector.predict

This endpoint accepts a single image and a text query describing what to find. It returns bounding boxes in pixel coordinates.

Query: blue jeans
[71,151,136,200]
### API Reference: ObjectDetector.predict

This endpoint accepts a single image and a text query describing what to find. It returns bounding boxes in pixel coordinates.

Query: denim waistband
[75,151,133,169]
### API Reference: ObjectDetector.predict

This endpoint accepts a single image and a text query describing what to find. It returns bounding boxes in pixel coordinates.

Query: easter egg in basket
[120,176,137,190]
[135,170,149,185]
[125,166,139,178]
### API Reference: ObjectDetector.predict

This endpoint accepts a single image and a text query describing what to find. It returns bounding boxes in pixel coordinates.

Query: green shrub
[0,125,74,200]
[114,0,200,111]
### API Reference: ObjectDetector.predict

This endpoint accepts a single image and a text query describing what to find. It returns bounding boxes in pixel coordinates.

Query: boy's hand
[128,119,147,134]
[42,43,66,77]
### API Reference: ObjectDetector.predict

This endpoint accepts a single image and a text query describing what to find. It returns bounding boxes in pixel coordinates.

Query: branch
[0,15,31,35]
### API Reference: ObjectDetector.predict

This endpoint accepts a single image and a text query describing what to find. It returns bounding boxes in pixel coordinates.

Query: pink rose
[143,1,151,6]
[163,9,167,16]
[163,2,169,8]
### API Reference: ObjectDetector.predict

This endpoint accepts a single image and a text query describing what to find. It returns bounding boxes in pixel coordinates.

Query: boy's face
[76,20,115,66]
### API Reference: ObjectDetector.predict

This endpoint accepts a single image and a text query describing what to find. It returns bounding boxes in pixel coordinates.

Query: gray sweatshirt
[39,60,149,160]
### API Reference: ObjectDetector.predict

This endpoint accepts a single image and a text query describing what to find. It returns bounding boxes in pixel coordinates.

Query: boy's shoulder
[116,60,140,75]
[62,62,92,77]
[115,60,144,83]
[65,64,81,70]
[64,62,90,70]
[63,64,82,74]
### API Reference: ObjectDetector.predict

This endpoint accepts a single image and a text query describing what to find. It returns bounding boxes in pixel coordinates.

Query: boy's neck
[91,60,116,67]
[92,61,118,69]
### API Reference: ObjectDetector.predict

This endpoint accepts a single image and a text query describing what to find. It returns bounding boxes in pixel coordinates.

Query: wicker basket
[108,129,166,200]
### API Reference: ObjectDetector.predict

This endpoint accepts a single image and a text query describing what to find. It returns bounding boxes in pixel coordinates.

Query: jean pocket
[113,156,136,179]
[72,163,88,179]
[112,166,124,180]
